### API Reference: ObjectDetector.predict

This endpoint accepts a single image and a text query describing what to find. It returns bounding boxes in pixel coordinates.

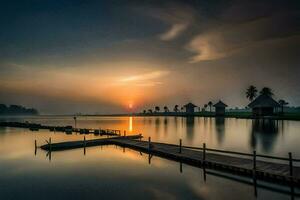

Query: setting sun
[128,103,133,109]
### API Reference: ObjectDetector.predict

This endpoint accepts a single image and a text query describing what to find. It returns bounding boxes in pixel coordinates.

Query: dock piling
[253,150,257,172]
[34,140,37,155]
[179,139,182,153]
[49,137,52,152]
[148,137,151,151]
[202,143,206,165]
[289,152,293,178]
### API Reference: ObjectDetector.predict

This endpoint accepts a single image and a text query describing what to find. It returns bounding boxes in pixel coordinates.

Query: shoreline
[1,112,300,121]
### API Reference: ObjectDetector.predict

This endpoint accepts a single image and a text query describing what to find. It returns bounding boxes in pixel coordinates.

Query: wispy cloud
[160,23,189,41]
[142,3,195,41]
[187,12,299,62]
[119,70,169,87]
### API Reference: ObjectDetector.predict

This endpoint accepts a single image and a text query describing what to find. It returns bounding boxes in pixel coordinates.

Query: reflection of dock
[40,136,300,186]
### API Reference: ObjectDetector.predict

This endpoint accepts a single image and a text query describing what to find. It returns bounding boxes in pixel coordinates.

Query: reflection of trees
[215,117,225,144]
[163,117,168,135]
[174,117,178,132]
[250,119,279,153]
[155,117,160,134]
[186,117,195,141]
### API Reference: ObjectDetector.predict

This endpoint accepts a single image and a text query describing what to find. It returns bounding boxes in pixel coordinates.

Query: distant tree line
[0,104,39,115]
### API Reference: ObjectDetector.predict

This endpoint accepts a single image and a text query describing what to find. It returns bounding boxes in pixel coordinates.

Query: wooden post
[49,137,52,152]
[34,140,37,155]
[179,139,182,153]
[202,143,206,164]
[74,116,77,129]
[84,136,86,147]
[148,153,151,164]
[253,150,257,196]
[253,150,256,172]
[289,152,293,178]
[148,137,151,151]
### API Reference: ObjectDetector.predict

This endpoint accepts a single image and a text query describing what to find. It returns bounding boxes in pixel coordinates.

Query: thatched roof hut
[183,102,197,114]
[213,100,227,116]
[248,94,279,116]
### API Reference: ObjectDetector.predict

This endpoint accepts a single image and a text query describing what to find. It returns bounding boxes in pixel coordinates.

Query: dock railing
[141,138,299,180]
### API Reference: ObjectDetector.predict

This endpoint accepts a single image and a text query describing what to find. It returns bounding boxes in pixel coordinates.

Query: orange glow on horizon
[128,103,133,109]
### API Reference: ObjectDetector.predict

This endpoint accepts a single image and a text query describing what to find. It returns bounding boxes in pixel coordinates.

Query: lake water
[0,116,299,199]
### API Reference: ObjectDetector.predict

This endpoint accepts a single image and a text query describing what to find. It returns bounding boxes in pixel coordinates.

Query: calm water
[0,116,299,200]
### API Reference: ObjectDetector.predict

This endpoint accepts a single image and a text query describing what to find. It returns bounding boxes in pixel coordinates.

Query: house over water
[248,94,280,116]
[213,100,227,116]
[183,103,197,114]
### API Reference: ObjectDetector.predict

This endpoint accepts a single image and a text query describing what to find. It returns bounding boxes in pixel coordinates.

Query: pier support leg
[253,150,257,197]
[289,152,295,200]
[83,136,86,155]
[203,166,206,182]
[49,137,52,152]
[148,137,151,151]
[253,150,256,173]
[49,137,52,162]
[148,153,152,165]
[289,152,293,179]
[179,139,182,153]
[202,143,206,166]
[34,140,37,155]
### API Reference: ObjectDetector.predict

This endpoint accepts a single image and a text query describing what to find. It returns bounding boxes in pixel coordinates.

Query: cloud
[142,3,195,41]
[119,70,169,87]
[187,12,300,62]
[159,23,189,41]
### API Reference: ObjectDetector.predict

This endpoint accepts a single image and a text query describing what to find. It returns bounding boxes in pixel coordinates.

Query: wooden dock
[0,121,121,136]
[40,136,300,186]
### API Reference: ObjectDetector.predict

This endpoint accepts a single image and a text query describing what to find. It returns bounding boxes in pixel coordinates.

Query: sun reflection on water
[129,116,133,132]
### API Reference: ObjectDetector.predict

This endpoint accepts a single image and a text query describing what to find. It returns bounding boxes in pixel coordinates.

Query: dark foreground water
[0,116,299,199]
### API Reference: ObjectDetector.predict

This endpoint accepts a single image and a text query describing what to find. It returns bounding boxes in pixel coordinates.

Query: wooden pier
[0,121,121,136]
[40,136,300,186]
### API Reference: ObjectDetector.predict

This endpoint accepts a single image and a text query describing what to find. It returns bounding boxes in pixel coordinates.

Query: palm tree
[174,105,179,112]
[246,85,258,101]
[278,99,288,114]
[260,87,273,97]
[154,106,160,113]
[148,109,153,114]
[163,106,169,113]
[208,101,213,112]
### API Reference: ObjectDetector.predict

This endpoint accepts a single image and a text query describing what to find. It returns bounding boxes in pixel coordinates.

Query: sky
[0,0,299,114]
